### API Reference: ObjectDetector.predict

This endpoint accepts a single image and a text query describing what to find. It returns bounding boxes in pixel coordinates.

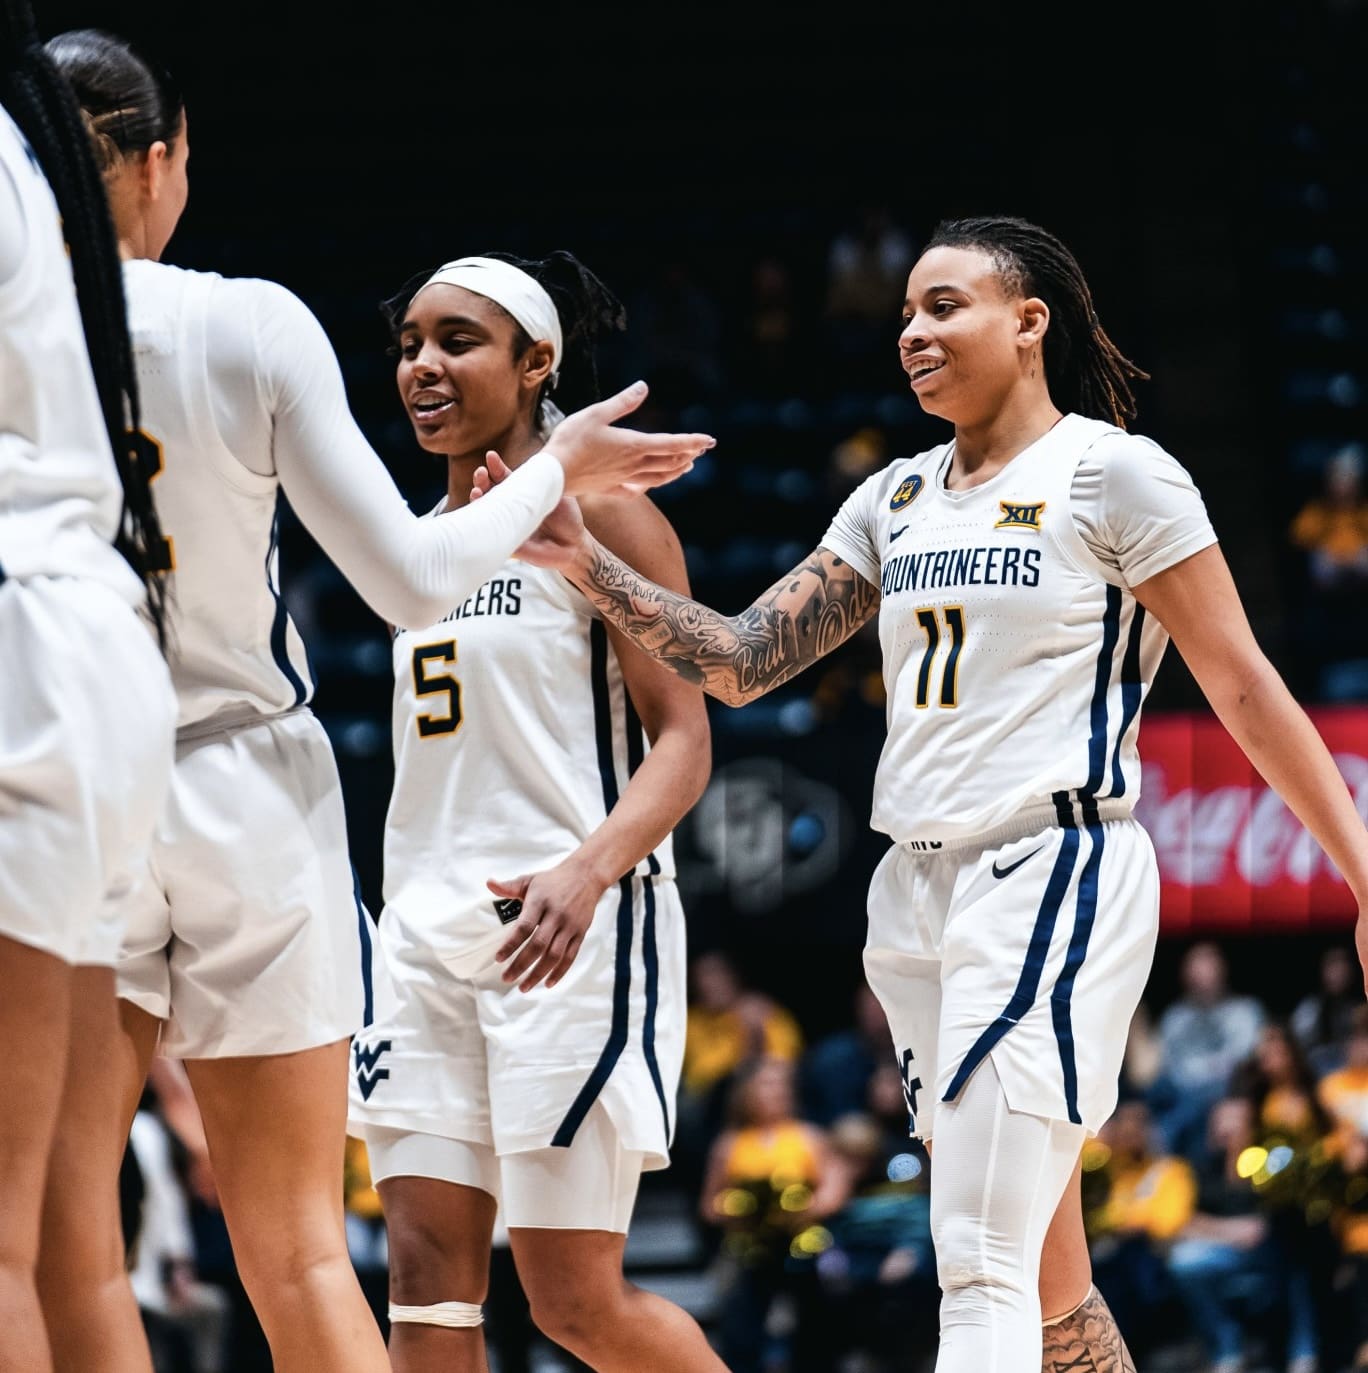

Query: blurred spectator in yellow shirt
[1084,1098,1195,1365]
[673,950,806,1232]
[683,950,804,1098]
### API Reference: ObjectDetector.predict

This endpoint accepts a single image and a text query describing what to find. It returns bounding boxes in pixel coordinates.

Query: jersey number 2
[413,641,463,738]
[914,605,964,709]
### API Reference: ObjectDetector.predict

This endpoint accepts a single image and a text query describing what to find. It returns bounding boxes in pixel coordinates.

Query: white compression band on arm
[388,1301,484,1328]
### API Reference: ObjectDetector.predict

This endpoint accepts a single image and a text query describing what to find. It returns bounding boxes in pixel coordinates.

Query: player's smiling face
[396,284,541,457]
[898,246,1036,425]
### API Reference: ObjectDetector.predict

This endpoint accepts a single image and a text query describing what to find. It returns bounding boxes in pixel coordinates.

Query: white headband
[410,256,563,383]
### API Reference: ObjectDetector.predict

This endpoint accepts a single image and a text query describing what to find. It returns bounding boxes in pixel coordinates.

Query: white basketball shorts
[0,575,175,966]
[347,873,686,1172]
[863,803,1159,1142]
[117,707,367,1058]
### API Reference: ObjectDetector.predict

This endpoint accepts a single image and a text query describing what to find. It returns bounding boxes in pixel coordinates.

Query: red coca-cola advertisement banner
[1134,706,1368,932]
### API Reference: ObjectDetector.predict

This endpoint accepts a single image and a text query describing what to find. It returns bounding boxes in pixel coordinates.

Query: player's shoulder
[1068,415,1173,467]
[843,443,947,516]
[1068,416,1195,488]
[200,272,319,327]
[123,256,225,297]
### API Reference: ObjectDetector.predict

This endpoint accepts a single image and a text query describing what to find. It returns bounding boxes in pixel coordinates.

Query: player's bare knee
[525,1275,618,1351]
[387,1217,487,1307]
[233,1230,350,1299]
[527,1297,594,1354]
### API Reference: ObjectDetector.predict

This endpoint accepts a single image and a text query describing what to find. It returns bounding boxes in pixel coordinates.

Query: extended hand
[548,380,712,497]
[489,858,606,991]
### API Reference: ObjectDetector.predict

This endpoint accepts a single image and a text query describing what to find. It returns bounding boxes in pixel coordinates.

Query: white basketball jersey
[0,107,141,603]
[385,527,674,943]
[822,414,1190,844]
[122,259,313,732]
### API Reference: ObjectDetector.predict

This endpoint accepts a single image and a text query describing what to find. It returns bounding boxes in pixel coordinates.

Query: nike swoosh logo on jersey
[889,525,909,543]
[991,847,1043,880]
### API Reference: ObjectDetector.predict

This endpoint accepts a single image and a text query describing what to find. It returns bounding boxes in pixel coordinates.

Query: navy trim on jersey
[266,514,308,708]
[352,866,374,1028]
[552,876,634,1148]
[1051,818,1105,1123]
[623,688,662,877]
[641,875,671,1139]
[942,809,1082,1104]
[589,621,620,812]
[1084,585,1122,795]
[1046,594,1121,1119]
[0,559,6,586]
[1107,604,1146,798]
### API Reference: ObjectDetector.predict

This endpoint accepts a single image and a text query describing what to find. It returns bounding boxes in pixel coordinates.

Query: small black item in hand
[494,898,523,926]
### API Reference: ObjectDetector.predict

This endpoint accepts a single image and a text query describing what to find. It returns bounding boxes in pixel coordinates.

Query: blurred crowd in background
[122,936,1368,1373]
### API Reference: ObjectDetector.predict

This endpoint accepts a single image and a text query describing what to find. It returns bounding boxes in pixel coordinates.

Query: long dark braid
[925,215,1149,429]
[0,1,168,642]
[381,250,628,429]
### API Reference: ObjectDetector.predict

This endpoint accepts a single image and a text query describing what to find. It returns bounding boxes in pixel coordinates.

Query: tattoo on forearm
[1041,1287,1136,1373]
[575,546,879,705]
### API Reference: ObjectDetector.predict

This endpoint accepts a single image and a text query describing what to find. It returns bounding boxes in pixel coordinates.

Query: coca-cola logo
[1135,751,1368,891]
[1131,706,1368,930]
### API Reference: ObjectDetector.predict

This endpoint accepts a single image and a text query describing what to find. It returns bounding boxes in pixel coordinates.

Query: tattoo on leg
[1041,1286,1136,1373]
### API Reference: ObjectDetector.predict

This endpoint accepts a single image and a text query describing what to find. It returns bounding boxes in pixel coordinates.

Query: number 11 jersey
[820,414,1217,846]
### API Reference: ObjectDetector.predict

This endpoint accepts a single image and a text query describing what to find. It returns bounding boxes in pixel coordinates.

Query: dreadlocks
[925,215,1149,429]
[0,0,169,642]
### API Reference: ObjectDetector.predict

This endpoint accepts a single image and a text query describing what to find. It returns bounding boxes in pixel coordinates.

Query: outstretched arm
[1134,543,1368,989]
[472,452,881,704]
[214,280,709,630]
[565,539,880,706]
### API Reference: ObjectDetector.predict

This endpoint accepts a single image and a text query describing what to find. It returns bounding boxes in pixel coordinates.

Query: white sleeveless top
[385,516,674,946]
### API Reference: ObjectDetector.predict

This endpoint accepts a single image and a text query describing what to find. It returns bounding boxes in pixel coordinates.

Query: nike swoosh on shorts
[991,847,1043,880]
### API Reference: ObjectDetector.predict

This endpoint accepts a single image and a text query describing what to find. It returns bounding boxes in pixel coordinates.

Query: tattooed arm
[567,536,880,706]
[469,450,881,705]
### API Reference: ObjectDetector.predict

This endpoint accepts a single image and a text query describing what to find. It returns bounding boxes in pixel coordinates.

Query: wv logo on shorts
[352,1038,392,1101]
[889,475,924,511]
[900,1048,923,1136]
[994,500,1046,531]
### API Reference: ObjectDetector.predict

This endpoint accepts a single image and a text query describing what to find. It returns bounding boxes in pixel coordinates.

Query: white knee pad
[388,1302,484,1329]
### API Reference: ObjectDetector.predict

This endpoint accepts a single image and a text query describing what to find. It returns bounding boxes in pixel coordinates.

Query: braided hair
[924,216,1149,429]
[1,7,169,641]
[382,250,628,435]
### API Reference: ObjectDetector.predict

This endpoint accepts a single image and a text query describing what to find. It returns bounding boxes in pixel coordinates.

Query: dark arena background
[37,2,1368,1369]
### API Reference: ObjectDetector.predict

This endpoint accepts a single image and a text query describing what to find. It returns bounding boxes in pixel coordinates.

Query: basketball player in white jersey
[0,12,176,1369]
[346,252,727,1373]
[476,216,1368,1373]
[49,28,712,1373]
